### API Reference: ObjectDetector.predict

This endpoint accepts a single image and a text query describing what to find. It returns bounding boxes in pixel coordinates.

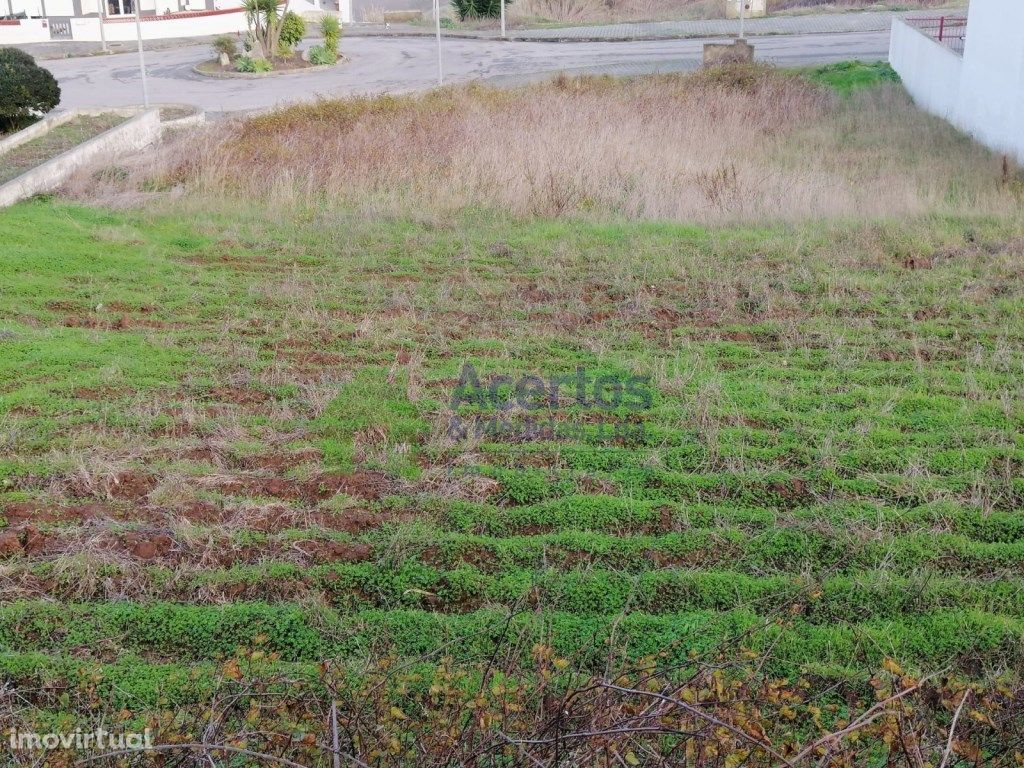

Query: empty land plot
[1,64,1023,766]
[71,64,1018,224]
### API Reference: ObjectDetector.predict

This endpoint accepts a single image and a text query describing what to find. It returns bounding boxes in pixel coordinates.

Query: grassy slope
[1,200,1022,670]
[1,68,1022,761]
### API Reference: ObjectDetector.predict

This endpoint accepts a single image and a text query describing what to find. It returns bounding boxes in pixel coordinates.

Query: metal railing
[905,15,968,56]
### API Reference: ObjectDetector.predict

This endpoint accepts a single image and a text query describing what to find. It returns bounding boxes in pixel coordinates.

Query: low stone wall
[703,39,754,66]
[0,109,160,208]
[0,112,77,157]
[383,9,422,22]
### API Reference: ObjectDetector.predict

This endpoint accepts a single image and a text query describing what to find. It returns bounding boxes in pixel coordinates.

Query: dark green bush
[451,0,508,20]
[0,47,60,133]
[279,10,305,47]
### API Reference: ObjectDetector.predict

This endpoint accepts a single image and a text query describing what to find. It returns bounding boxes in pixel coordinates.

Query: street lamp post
[433,0,442,85]
[133,0,150,107]
[99,0,108,53]
[738,0,745,40]
[500,0,505,39]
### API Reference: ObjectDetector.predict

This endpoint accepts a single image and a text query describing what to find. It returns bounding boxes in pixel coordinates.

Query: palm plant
[242,0,290,58]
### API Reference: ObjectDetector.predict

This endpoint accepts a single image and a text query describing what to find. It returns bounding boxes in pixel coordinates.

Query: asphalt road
[47,31,890,114]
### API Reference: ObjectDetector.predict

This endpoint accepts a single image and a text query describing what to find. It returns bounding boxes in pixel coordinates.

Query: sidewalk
[348,9,952,42]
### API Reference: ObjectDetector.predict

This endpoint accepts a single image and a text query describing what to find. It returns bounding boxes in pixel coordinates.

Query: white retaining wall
[954,0,1024,162]
[888,18,962,122]
[889,0,1024,163]
[0,18,50,43]
[0,109,160,208]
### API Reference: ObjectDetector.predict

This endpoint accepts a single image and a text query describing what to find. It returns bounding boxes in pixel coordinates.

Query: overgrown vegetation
[1,64,1022,764]
[0,47,60,134]
[76,64,1019,223]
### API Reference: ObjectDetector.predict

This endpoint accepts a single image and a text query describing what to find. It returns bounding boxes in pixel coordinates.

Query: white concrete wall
[71,6,248,39]
[955,0,1024,160]
[890,0,1024,164]
[0,18,49,42]
[889,18,963,122]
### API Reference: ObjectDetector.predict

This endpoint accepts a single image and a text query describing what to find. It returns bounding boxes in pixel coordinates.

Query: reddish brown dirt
[21,525,49,555]
[900,255,934,270]
[106,302,158,314]
[215,469,398,504]
[45,300,85,312]
[0,532,22,557]
[106,471,158,502]
[122,532,175,560]
[231,449,322,472]
[62,315,175,331]
[2,501,118,525]
[650,307,686,329]
[209,386,272,405]
[295,540,374,563]
[276,349,345,367]
[73,387,128,400]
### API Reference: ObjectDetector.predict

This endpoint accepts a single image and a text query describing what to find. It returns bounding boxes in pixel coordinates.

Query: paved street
[46,30,890,114]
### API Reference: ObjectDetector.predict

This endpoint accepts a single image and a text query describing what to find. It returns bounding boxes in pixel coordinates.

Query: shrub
[0,47,60,133]
[235,56,273,73]
[307,44,336,66]
[279,10,305,47]
[320,15,341,56]
[452,0,508,21]
[212,34,238,61]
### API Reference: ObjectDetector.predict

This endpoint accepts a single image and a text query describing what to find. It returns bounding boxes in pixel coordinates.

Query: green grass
[0,68,1022,763]
[802,60,901,95]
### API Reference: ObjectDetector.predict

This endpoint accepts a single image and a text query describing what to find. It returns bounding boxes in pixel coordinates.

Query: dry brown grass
[68,67,1017,224]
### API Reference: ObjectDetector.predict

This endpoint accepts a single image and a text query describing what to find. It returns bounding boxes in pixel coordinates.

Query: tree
[0,47,60,132]
[242,0,290,59]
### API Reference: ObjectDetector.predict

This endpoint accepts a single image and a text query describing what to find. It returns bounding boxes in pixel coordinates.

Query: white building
[1,0,348,43]
[889,0,1024,164]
